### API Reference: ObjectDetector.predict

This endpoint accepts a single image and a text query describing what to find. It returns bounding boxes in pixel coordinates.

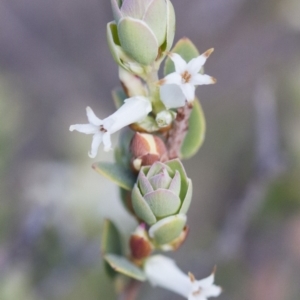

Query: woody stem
[166,102,193,159]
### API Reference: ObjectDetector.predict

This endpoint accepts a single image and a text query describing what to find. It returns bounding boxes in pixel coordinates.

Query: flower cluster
[70,49,215,157]
[69,0,221,298]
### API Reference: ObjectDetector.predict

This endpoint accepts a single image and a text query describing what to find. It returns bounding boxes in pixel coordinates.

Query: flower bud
[131,159,193,245]
[130,132,168,171]
[130,224,153,260]
[156,110,175,128]
[108,0,176,66]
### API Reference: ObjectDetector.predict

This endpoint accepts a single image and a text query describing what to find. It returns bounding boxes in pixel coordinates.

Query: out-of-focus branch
[118,280,141,300]
[216,76,284,260]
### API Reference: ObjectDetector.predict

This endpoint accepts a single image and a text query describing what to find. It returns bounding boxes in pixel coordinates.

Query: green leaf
[131,184,157,225]
[144,190,181,218]
[92,162,136,191]
[165,0,176,52]
[164,38,199,75]
[119,188,135,215]
[179,179,193,214]
[180,98,206,159]
[101,219,123,278]
[149,214,186,245]
[112,87,127,109]
[101,219,122,255]
[106,22,126,69]
[114,129,134,169]
[110,0,122,21]
[143,0,168,46]
[118,17,158,65]
[165,159,189,200]
[104,254,146,281]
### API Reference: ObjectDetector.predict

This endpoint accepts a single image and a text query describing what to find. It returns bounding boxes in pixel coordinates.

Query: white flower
[69,96,152,158]
[159,49,216,109]
[144,255,222,300]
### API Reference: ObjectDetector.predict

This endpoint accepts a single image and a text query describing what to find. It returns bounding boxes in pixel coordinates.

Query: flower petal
[108,96,152,133]
[145,255,191,297]
[191,74,216,86]
[102,132,112,152]
[169,53,187,74]
[144,255,222,300]
[86,106,103,126]
[188,294,206,300]
[161,72,182,85]
[198,273,214,289]
[186,48,214,75]
[202,285,222,298]
[160,84,186,109]
[69,124,98,134]
[180,84,195,102]
[186,55,206,75]
[88,133,103,158]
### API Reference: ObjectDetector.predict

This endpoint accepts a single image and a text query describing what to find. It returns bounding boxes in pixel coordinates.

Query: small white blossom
[70,96,152,158]
[144,255,222,300]
[159,49,216,109]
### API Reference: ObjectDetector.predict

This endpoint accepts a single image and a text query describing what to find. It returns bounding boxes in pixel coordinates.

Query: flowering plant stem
[145,69,165,114]
[167,102,193,159]
[117,280,141,300]
[70,1,221,299]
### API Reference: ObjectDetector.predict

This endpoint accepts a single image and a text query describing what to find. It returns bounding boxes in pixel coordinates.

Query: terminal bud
[130,132,168,171]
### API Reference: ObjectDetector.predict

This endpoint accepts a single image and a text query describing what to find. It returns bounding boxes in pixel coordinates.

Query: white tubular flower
[159,49,216,108]
[69,96,152,158]
[144,255,222,300]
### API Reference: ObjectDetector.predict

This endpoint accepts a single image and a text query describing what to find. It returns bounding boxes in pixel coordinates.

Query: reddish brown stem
[117,280,141,300]
[166,103,193,159]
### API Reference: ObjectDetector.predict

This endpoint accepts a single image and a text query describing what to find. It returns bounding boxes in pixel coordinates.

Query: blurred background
[0,0,300,299]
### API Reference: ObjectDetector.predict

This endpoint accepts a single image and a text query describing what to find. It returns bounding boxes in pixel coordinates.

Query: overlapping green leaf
[180,98,206,159]
[104,254,146,281]
[101,219,122,277]
[92,162,136,191]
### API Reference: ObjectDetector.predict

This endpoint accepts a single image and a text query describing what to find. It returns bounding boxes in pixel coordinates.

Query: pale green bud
[109,0,176,66]
[131,159,192,245]
[156,110,175,128]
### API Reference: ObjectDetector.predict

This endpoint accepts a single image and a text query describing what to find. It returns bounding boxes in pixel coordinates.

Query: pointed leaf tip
[93,162,136,190]
[104,254,146,281]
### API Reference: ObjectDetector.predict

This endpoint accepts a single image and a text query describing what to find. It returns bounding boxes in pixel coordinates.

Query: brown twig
[117,280,141,300]
[166,102,193,159]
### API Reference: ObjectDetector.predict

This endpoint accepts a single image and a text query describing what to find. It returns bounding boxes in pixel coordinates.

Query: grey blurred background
[0,0,300,299]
